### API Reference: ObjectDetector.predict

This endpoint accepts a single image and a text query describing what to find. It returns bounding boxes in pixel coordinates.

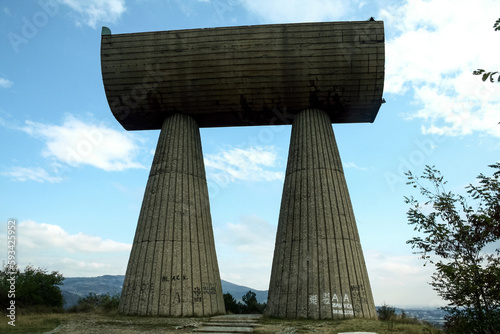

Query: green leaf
[473,69,485,75]
[490,72,499,83]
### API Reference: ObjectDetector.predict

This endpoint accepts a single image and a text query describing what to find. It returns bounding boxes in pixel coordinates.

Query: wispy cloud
[215,215,276,290]
[0,78,13,88]
[60,0,126,28]
[205,146,284,183]
[380,0,500,137]
[343,162,368,171]
[0,220,131,277]
[2,166,63,183]
[20,114,145,172]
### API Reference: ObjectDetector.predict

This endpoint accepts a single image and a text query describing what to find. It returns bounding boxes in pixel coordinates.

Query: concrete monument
[100,20,384,318]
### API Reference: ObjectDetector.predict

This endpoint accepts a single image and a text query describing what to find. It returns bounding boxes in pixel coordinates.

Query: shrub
[377,303,396,321]
[68,293,120,313]
[0,265,64,313]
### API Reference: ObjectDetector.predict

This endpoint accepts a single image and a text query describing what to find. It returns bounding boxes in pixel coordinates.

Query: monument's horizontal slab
[101,21,385,130]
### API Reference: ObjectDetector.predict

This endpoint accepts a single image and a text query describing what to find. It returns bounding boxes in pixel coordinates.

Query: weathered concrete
[266,109,376,319]
[100,21,385,129]
[194,314,262,333]
[118,113,225,316]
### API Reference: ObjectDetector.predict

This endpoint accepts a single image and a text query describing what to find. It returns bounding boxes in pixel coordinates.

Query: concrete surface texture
[118,114,225,316]
[100,21,384,130]
[266,109,376,319]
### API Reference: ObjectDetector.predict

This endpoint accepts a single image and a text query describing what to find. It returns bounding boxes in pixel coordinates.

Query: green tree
[405,164,500,334]
[473,18,500,83]
[0,265,64,312]
[223,292,243,314]
[242,290,266,314]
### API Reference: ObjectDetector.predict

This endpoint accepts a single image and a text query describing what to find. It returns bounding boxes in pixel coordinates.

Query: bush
[68,293,120,313]
[377,303,396,321]
[0,265,64,313]
[377,304,435,331]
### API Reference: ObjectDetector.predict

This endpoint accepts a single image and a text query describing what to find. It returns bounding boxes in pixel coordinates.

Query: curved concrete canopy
[101,21,384,130]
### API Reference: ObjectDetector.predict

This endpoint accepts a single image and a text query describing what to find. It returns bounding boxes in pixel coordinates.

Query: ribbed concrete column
[266,109,376,319]
[119,113,225,316]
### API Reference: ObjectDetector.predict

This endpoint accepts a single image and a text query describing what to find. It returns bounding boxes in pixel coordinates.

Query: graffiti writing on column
[350,284,367,313]
[203,283,217,295]
[192,283,218,303]
[139,282,155,304]
[309,292,354,316]
[172,292,181,305]
[162,274,188,282]
[193,287,202,302]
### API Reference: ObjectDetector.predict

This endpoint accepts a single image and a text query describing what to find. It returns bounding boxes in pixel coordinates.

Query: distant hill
[221,280,268,303]
[60,275,125,308]
[60,275,268,309]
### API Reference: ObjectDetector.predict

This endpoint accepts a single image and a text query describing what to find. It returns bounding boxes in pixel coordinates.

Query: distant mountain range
[60,275,268,309]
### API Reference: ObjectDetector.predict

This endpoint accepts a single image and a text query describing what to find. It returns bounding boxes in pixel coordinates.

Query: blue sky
[1,0,499,307]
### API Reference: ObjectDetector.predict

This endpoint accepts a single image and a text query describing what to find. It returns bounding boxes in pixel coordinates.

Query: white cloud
[365,250,445,307]
[2,166,63,183]
[240,0,349,23]
[0,220,131,277]
[343,162,368,171]
[19,220,131,253]
[60,0,126,28]
[215,215,276,290]
[0,78,13,88]
[380,0,500,137]
[20,114,145,171]
[205,146,284,183]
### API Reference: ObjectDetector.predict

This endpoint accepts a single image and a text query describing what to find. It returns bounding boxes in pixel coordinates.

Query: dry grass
[0,312,64,334]
[255,316,441,334]
[0,313,207,334]
[0,313,441,334]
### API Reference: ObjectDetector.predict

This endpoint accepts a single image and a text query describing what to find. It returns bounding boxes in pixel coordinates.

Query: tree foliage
[494,18,500,31]
[473,18,500,83]
[473,69,500,83]
[242,290,266,314]
[405,163,500,334]
[69,292,120,313]
[223,291,266,314]
[0,265,64,312]
[223,292,243,314]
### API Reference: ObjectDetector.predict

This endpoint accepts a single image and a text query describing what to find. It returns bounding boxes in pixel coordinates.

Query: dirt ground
[43,314,207,334]
[0,313,440,334]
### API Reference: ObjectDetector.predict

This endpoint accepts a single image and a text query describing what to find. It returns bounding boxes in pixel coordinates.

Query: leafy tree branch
[405,164,500,334]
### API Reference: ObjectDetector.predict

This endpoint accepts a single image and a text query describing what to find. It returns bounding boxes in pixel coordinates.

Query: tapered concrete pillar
[266,109,376,319]
[119,113,225,316]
